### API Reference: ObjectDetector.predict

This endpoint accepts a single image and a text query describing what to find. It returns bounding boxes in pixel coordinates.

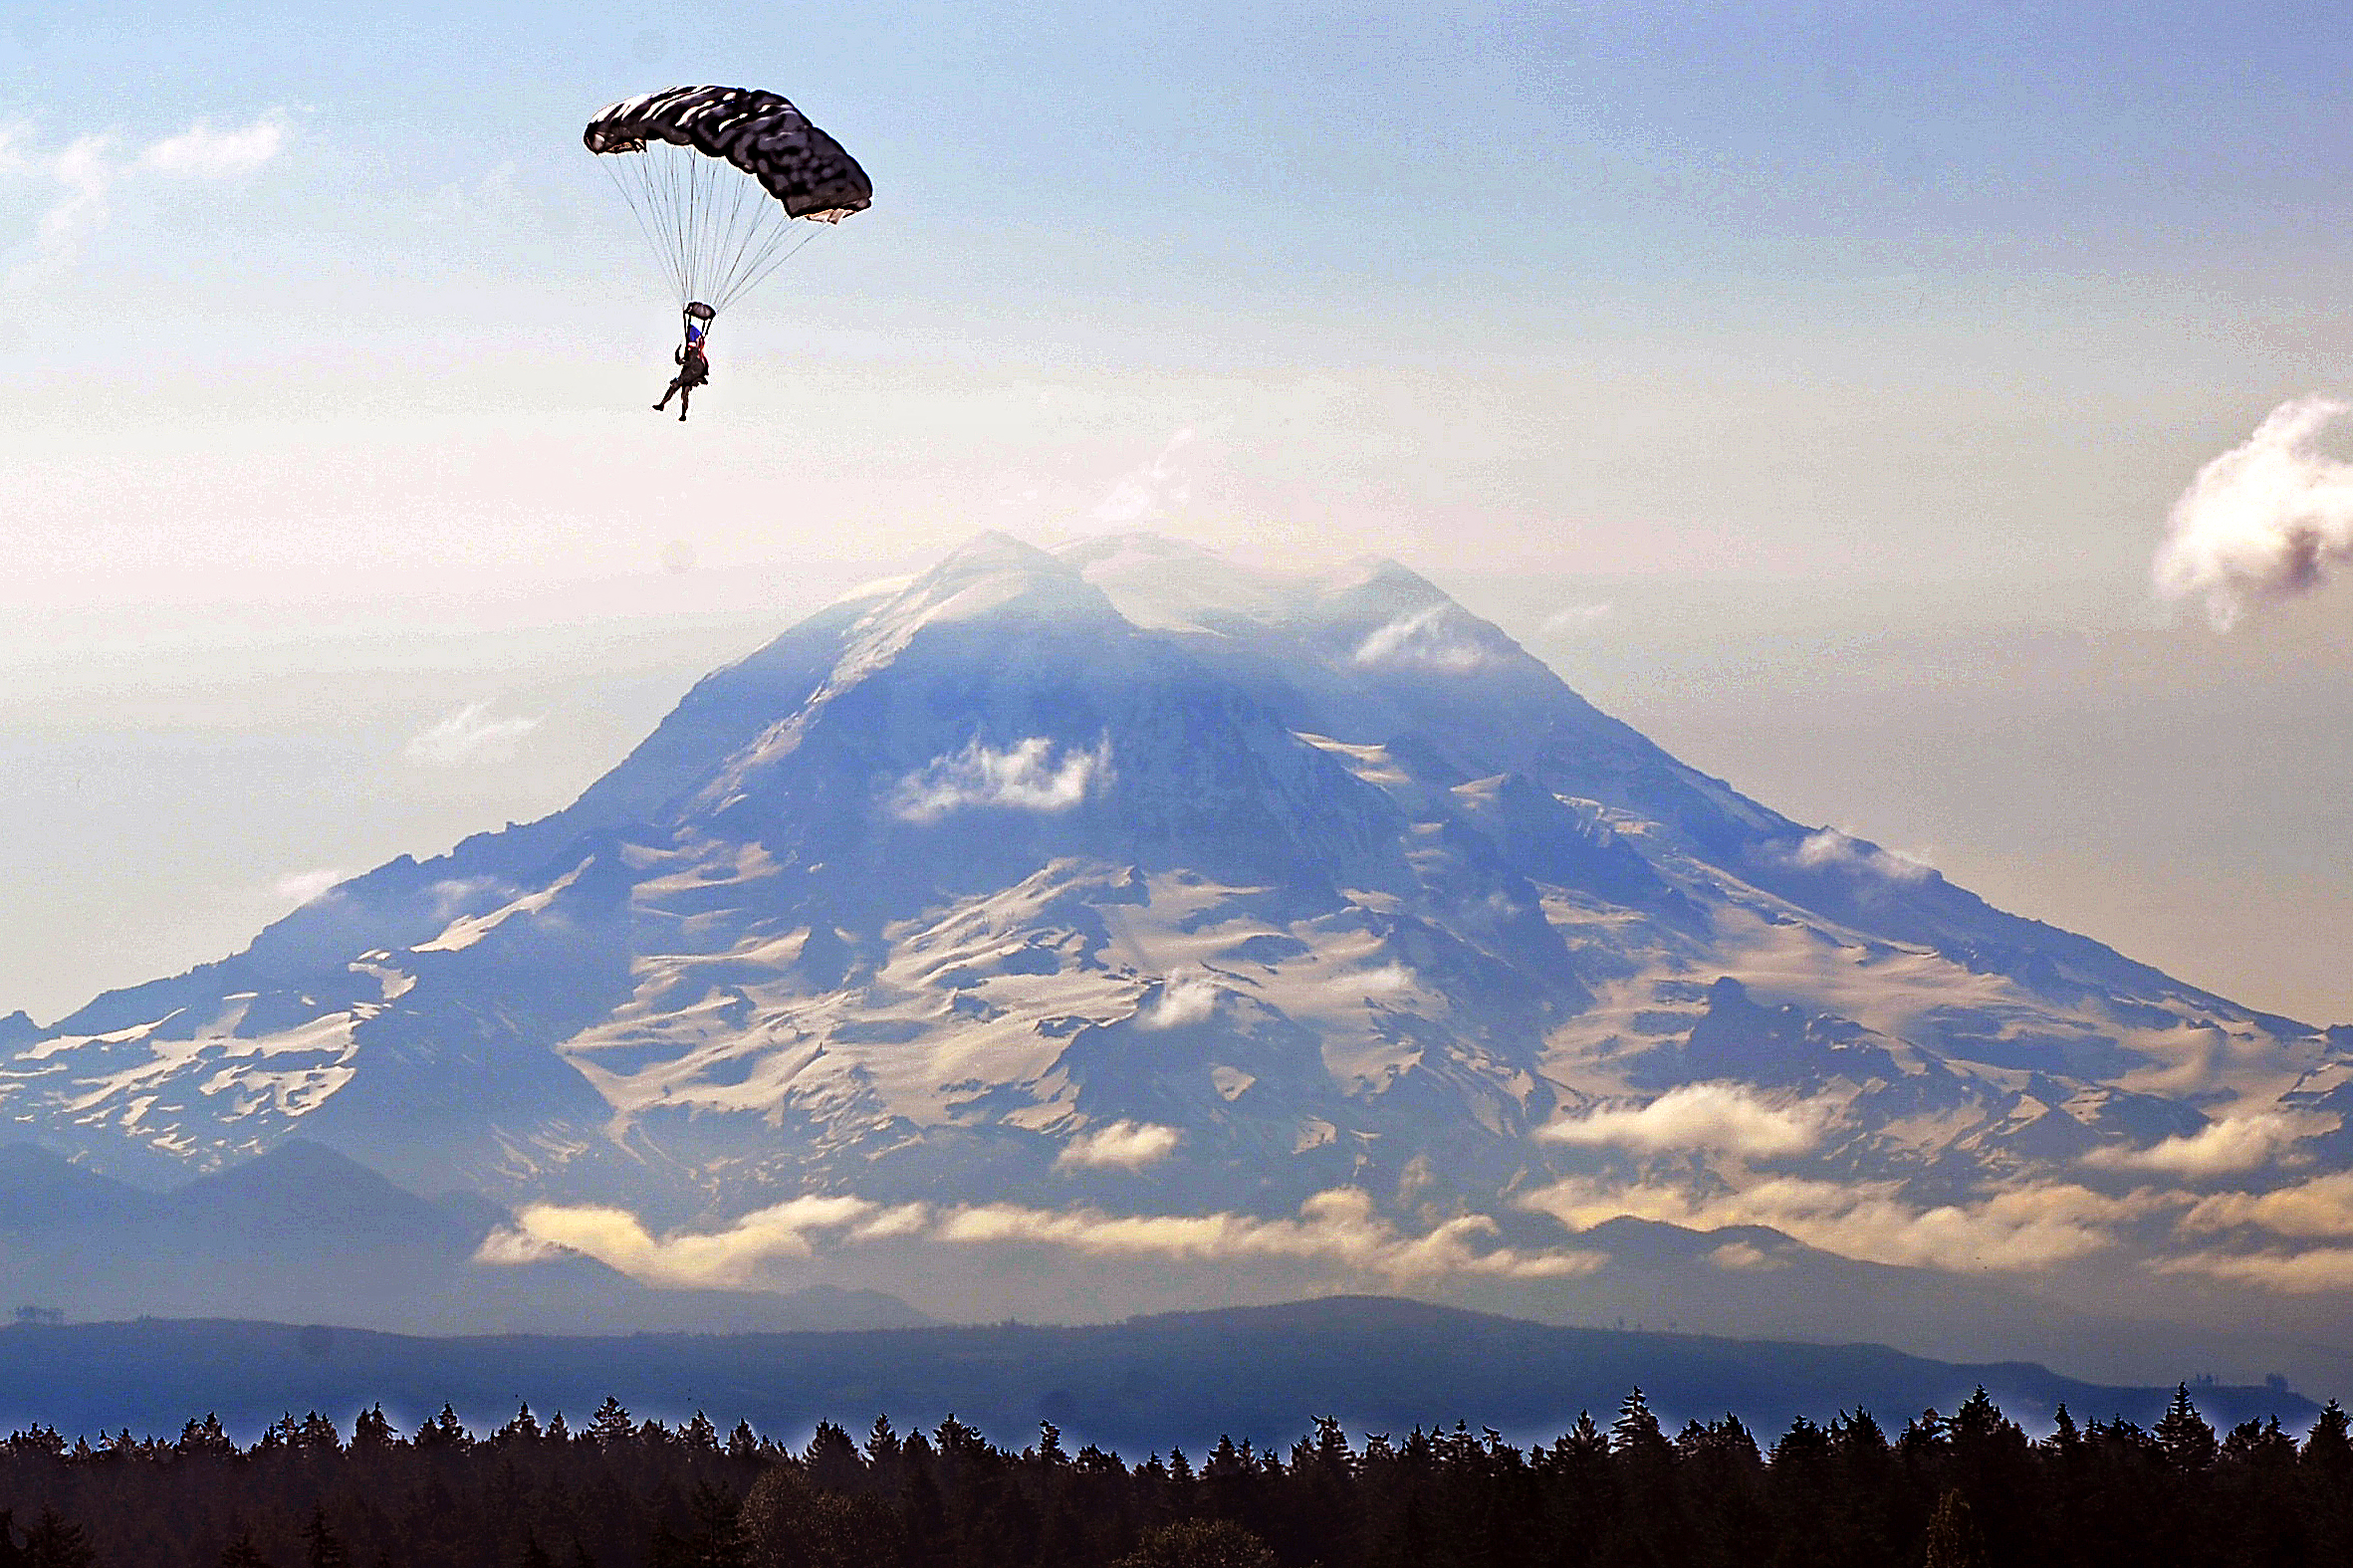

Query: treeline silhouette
[3,1384,2350,1568]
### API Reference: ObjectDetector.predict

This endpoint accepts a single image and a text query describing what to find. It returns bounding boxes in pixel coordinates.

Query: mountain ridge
[4,530,2346,1367]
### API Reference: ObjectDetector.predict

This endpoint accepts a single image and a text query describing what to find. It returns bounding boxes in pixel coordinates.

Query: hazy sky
[6,0,2353,1025]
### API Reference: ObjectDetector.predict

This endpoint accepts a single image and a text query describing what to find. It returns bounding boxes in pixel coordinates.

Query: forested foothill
[3,1383,2350,1568]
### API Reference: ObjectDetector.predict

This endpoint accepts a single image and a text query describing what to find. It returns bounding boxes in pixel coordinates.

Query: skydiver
[653,326,709,421]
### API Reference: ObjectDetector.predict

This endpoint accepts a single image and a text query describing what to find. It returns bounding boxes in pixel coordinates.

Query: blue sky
[5,0,2353,1022]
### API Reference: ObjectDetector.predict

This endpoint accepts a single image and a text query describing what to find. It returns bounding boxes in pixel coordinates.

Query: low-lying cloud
[404,704,543,768]
[2084,1110,2333,1177]
[1775,828,1934,885]
[1055,1120,1183,1171]
[1540,1082,1828,1159]
[1351,605,1508,674]
[1137,974,1221,1030]
[2181,1170,2353,1239]
[2154,395,2353,627]
[1523,1173,2151,1272]
[483,1188,1603,1288]
[890,736,1108,822]
[481,1196,924,1288]
[273,867,351,906]
[933,1189,1600,1279]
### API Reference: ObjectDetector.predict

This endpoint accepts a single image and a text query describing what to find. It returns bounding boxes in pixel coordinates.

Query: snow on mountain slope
[4,532,2347,1314]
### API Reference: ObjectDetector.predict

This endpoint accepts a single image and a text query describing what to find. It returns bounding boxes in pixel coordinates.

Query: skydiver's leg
[655,377,681,410]
[677,385,690,422]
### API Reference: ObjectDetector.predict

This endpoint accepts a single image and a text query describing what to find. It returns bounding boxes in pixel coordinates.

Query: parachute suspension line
[706,168,764,309]
[586,84,870,328]
[602,155,686,308]
[718,224,821,316]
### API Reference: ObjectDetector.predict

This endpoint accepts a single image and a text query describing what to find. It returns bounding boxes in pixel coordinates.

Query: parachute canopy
[585,85,871,321]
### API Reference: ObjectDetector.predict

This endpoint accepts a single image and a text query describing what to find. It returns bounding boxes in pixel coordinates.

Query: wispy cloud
[5,112,289,294]
[404,704,542,768]
[1055,1120,1183,1171]
[2180,1170,2353,1239]
[273,867,350,906]
[2154,395,2353,628]
[482,1196,921,1288]
[1351,605,1506,674]
[933,1189,1601,1279]
[1539,602,1614,638]
[889,736,1108,822]
[1772,828,1934,885]
[140,112,288,177]
[2161,1247,2353,1294]
[1540,1082,1828,1159]
[2084,1110,2333,1177]
[1092,428,1194,524]
[1523,1173,2153,1272]
[484,1188,1604,1287]
[1137,974,1221,1030]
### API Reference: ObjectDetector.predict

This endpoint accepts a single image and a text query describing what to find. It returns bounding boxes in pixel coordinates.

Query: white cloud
[1540,1081,1828,1159]
[479,1195,907,1288]
[1776,828,1935,884]
[2162,1247,2353,1294]
[1706,1239,1789,1271]
[7,132,113,293]
[484,1188,1603,1287]
[140,112,288,178]
[1137,974,1221,1029]
[428,876,505,918]
[1538,602,1614,637]
[1523,1173,2154,1272]
[2084,1110,2334,1177]
[1055,1120,1183,1171]
[403,704,542,768]
[2180,1170,2353,1238]
[2154,395,2353,627]
[6,112,287,295]
[273,867,350,906]
[934,1188,1602,1280]
[1092,427,1194,524]
[1351,605,1505,674]
[889,736,1108,822]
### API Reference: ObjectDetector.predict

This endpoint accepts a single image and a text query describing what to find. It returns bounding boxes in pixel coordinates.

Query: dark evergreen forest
[3,1384,2349,1568]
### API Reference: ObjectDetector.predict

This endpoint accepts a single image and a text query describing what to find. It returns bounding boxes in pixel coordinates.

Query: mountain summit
[6,533,2347,1334]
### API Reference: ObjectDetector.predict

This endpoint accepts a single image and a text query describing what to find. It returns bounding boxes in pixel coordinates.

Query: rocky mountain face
[5,532,2348,1362]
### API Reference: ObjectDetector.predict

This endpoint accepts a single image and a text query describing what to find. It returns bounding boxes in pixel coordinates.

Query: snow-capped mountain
[6,532,2348,1327]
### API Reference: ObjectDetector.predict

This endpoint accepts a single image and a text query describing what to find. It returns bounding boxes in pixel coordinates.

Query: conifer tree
[21,1509,94,1568]
[1114,1518,1277,1568]
[350,1406,395,1456]
[2305,1401,2353,1474]
[589,1398,635,1449]
[1921,1488,1987,1568]
[300,1505,350,1568]
[2156,1384,2219,1471]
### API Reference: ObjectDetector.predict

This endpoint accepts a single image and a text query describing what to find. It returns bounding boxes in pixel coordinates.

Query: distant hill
[0,1297,2314,1454]
[0,1140,924,1336]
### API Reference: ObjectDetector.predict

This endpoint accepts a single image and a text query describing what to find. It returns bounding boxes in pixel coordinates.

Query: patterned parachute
[584,85,871,323]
